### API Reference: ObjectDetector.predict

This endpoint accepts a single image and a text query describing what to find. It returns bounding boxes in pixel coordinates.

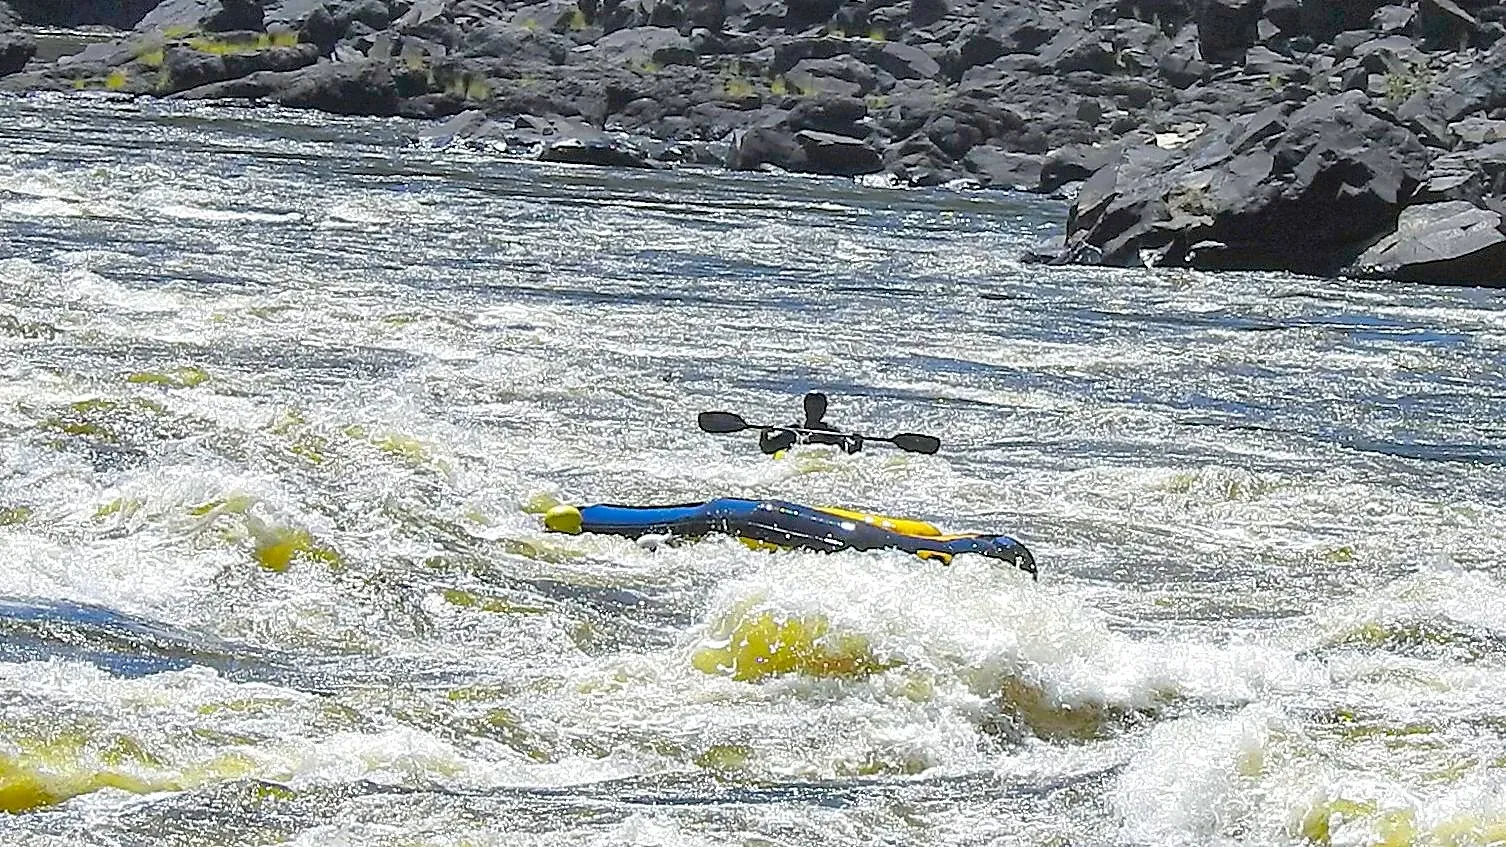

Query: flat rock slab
[1349,200,1506,285]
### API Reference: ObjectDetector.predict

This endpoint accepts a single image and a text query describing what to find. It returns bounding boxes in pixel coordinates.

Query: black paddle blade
[698,411,749,434]
[891,433,941,454]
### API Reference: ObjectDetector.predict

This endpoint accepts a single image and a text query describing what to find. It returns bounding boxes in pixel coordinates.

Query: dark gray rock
[1059,91,1434,273]
[1037,28,1116,75]
[1300,0,1391,40]
[1347,200,1506,284]
[539,125,653,168]
[459,24,570,63]
[1040,142,1124,193]
[1370,3,1416,33]
[872,41,940,79]
[883,133,962,186]
[963,145,1044,190]
[1198,0,1264,63]
[730,125,881,174]
[592,26,696,67]
[203,0,265,32]
[785,55,880,97]
[1418,0,1488,50]
[256,58,403,113]
[1413,140,1506,206]
[1262,0,1302,34]
[1451,116,1506,146]
[161,42,321,93]
[787,95,867,133]
[1157,24,1208,88]
[797,128,882,173]
[1397,38,1506,142]
[10,0,161,28]
[0,34,35,78]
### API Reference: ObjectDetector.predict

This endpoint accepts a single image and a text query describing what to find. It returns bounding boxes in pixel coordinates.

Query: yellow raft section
[811,506,942,538]
[738,506,954,562]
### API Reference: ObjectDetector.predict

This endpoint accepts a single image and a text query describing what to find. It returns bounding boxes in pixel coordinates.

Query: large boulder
[963,145,1045,191]
[1198,0,1264,63]
[175,60,401,115]
[1299,0,1392,39]
[591,26,696,67]
[1346,200,1506,284]
[0,34,36,78]
[202,0,265,31]
[160,42,321,92]
[9,0,161,28]
[538,123,653,168]
[1057,92,1434,273]
[730,124,882,175]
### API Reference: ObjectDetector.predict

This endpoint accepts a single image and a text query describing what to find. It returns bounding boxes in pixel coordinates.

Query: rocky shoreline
[3,0,1506,286]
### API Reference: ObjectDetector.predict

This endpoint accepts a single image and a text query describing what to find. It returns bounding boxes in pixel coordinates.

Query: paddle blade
[698,411,749,434]
[891,433,941,454]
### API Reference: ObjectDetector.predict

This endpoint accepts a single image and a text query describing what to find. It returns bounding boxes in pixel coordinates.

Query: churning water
[2,92,1505,847]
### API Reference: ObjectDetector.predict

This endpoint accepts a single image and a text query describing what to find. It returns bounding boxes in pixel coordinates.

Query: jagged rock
[0,34,35,78]
[1370,4,1416,34]
[963,145,1044,190]
[591,26,696,66]
[459,24,570,62]
[1040,142,1124,193]
[787,95,867,132]
[730,125,881,174]
[1059,91,1433,274]
[1412,140,1506,206]
[946,25,1008,78]
[1262,0,1302,34]
[786,0,842,28]
[203,0,265,31]
[1450,116,1506,146]
[1347,200,1506,284]
[869,41,940,80]
[1198,0,1263,63]
[1300,0,1392,40]
[1036,28,1116,74]
[786,55,880,97]
[1157,24,1208,88]
[160,42,321,92]
[1396,38,1506,142]
[11,0,161,28]
[539,125,653,167]
[1418,0,1486,50]
[182,60,401,115]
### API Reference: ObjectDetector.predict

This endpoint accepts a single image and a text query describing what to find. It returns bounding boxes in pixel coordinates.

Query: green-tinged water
[2,92,1505,847]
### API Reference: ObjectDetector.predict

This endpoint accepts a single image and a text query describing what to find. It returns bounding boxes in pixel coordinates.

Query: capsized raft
[543,497,1036,577]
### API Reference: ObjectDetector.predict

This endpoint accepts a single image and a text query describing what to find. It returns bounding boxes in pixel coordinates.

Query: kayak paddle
[697,411,941,455]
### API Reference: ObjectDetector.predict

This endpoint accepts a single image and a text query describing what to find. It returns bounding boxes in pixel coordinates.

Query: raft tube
[543,498,1036,578]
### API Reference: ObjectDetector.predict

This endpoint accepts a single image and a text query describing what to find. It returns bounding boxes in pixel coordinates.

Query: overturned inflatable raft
[543,498,1037,578]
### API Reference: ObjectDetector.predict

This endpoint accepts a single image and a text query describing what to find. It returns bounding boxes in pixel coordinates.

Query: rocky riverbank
[3,0,1506,286]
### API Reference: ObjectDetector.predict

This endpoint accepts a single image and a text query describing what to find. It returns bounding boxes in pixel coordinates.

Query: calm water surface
[2,92,1505,847]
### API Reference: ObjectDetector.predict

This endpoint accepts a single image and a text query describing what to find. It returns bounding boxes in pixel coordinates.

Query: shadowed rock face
[5,0,1506,284]
[7,0,165,28]
[0,33,36,76]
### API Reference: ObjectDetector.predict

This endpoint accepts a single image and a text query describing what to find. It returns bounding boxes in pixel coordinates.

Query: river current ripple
[2,93,1505,847]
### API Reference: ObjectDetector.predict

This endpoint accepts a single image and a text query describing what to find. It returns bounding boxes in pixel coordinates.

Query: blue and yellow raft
[543,498,1036,578]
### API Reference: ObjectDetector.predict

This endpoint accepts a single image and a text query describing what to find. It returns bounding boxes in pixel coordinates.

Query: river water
[1,92,1505,847]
